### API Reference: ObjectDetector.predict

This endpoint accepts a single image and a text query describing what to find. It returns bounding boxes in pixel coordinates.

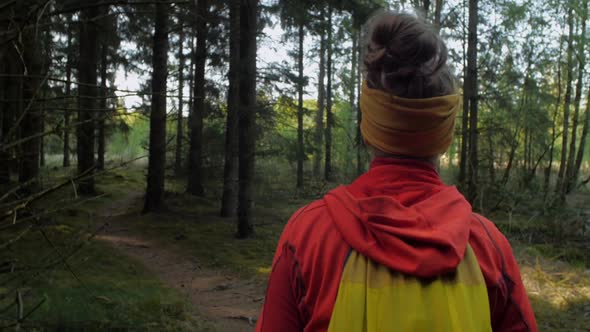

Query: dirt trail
[95,193,263,331]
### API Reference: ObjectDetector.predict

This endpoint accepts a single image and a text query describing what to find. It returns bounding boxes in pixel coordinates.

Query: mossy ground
[1,164,208,331]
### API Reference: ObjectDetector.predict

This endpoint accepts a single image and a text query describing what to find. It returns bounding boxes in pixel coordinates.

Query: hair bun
[363,12,455,98]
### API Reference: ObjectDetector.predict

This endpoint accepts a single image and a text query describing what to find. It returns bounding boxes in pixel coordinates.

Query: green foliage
[109,112,150,161]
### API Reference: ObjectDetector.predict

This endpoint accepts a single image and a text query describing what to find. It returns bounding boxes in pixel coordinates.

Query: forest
[0,0,589,330]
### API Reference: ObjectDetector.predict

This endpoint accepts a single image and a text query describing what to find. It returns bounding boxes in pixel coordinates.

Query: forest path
[95,192,263,332]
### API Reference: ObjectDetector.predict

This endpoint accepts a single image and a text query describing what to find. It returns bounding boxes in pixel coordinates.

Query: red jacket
[256,158,537,331]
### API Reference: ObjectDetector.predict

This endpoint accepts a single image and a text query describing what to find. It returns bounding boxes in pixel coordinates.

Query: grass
[0,165,208,331]
[516,245,590,331]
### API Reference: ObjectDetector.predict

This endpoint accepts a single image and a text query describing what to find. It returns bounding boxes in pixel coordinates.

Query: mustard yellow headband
[360,81,461,157]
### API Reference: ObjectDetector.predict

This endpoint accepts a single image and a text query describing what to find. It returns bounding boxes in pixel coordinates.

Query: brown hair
[363,12,455,99]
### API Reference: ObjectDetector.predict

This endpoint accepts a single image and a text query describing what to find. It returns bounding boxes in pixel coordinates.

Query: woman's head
[364,12,455,98]
[359,12,460,160]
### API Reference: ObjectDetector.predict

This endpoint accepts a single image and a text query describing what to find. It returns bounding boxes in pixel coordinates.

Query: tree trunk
[18,18,44,190]
[348,28,358,176]
[544,41,563,195]
[313,20,326,179]
[39,29,51,169]
[77,6,99,195]
[175,27,185,176]
[434,0,443,31]
[466,0,479,203]
[458,9,469,186]
[574,87,590,184]
[97,41,108,170]
[501,130,520,185]
[487,129,495,184]
[237,0,257,239]
[0,59,8,185]
[556,5,575,195]
[566,0,588,193]
[187,0,208,196]
[39,94,45,168]
[187,35,195,141]
[356,34,367,176]
[296,21,305,188]
[0,51,19,185]
[324,5,333,182]
[356,30,363,177]
[220,0,240,217]
[63,20,73,168]
[527,129,532,171]
[144,2,170,212]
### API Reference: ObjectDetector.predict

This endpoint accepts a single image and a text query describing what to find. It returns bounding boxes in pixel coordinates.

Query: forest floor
[3,165,590,331]
[95,191,262,332]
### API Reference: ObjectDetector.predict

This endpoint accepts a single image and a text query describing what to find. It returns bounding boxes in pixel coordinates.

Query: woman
[256,12,537,332]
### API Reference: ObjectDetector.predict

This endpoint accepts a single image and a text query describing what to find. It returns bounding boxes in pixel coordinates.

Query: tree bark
[356,34,363,176]
[296,21,305,188]
[566,0,587,193]
[574,87,590,184]
[556,5,575,195]
[544,41,563,195]
[144,2,170,212]
[18,14,45,190]
[175,26,185,176]
[77,5,99,195]
[501,125,522,185]
[39,29,51,169]
[350,29,360,176]
[313,19,326,179]
[487,129,495,184]
[458,6,469,186]
[63,19,73,168]
[0,59,8,185]
[97,40,108,170]
[324,5,333,182]
[466,0,479,203]
[187,34,195,141]
[237,0,257,239]
[220,0,240,217]
[0,50,19,185]
[39,94,45,168]
[187,0,208,196]
[433,0,443,31]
